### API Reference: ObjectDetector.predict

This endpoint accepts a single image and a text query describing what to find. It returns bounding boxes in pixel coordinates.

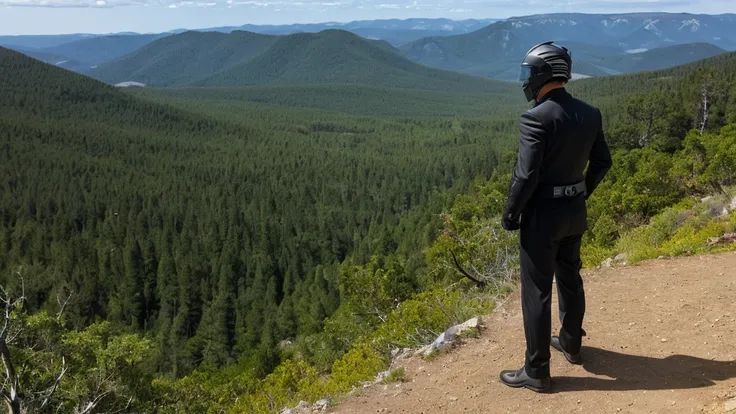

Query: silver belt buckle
[564,185,578,197]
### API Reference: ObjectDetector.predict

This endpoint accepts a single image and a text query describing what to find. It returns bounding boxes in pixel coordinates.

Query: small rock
[614,253,628,263]
[415,345,431,357]
[374,370,391,384]
[601,258,613,267]
[423,317,482,357]
[312,398,330,413]
[661,338,668,342]
[280,401,311,414]
[701,196,713,203]
[724,396,736,411]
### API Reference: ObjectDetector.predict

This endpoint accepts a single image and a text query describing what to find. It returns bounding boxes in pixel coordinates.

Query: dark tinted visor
[519,65,533,82]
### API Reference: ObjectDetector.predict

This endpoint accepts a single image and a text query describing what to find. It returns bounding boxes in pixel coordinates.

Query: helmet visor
[519,65,533,82]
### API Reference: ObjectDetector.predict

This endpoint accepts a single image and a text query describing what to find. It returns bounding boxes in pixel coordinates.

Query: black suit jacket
[504,88,613,222]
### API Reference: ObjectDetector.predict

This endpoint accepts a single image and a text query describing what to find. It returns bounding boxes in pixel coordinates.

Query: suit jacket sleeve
[584,109,613,198]
[503,111,546,221]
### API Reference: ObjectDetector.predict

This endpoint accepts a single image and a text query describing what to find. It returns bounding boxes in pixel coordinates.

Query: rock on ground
[417,317,482,357]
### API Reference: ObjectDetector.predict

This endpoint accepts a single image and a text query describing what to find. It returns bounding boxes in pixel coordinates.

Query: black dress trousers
[519,195,587,379]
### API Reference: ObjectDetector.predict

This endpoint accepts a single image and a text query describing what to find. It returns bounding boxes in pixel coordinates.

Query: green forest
[1,46,736,413]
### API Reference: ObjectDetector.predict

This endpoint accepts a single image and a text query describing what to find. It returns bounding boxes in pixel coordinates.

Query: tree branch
[56,291,73,322]
[40,357,67,409]
[449,249,486,288]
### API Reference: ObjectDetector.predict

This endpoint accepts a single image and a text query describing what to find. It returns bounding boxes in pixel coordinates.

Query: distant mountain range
[403,13,735,80]
[89,30,512,93]
[3,13,734,84]
[505,13,736,50]
[195,18,499,46]
[0,18,495,50]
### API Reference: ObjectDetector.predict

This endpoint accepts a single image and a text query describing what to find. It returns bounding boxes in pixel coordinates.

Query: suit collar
[535,87,569,106]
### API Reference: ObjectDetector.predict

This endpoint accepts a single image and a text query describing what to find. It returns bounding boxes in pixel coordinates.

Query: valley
[1,10,736,414]
[3,13,734,84]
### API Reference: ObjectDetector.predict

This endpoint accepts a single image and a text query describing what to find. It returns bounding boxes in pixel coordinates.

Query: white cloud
[1,0,145,7]
[0,0,720,12]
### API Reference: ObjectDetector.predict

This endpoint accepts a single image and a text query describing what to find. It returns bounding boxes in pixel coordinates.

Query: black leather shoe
[499,366,551,392]
[551,336,582,365]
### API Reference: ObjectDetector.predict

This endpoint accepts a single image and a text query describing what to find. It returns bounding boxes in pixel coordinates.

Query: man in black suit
[499,41,613,392]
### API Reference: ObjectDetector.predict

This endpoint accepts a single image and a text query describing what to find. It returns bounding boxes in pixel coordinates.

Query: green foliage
[425,175,519,289]
[134,84,526,118]
[608,191,736,263]
[1,47,507,384]
[3,306,154,413]
[371,288,494,349]
[60,322,156,412]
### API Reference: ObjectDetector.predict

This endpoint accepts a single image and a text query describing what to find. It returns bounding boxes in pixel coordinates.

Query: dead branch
[56,291,74,322]
[76,390,110,414]
[0,278,25,414]
[40,357,67,410]
[449,249,486,288]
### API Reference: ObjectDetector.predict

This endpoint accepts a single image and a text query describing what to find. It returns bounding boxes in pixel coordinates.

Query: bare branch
[76,390,111,414]
[40,357,67,409]
[449,249,486,288]
[0,340,21,414]
[56,290,74,322]
[108,397,133,414]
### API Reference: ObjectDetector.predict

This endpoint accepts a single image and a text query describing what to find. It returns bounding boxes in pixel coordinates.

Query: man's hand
[502,213,520,231]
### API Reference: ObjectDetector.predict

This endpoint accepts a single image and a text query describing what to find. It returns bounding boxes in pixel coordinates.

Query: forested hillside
[0,45,519,412]
[90,29,515,93]
[2,43,736,412]
[133,83,524,117]
[89,31,280,87]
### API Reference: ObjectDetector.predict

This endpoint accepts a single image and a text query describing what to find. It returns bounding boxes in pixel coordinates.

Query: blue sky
[1,0,734,35]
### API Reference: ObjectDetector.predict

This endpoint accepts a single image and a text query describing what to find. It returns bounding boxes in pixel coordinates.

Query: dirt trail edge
[330,252,736,414]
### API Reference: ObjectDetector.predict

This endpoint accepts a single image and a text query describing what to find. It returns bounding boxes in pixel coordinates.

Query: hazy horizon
[1,0,734,36]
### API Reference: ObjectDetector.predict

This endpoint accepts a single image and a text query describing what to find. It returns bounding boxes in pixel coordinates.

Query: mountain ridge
[5,13,735,82]
[91,29,513,93]
[403,14,733,81]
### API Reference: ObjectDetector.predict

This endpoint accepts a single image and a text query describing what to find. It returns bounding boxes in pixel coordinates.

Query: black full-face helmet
[519,41,572,102]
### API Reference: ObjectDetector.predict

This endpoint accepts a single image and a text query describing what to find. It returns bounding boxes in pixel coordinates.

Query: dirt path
[331,252,736,414]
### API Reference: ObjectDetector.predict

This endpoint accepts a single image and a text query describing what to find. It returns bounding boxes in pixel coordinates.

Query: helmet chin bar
[522,80,541,103]
[523,85,537,103]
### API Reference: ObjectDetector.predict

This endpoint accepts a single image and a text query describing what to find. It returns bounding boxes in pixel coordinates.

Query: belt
[540,180,586,199]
